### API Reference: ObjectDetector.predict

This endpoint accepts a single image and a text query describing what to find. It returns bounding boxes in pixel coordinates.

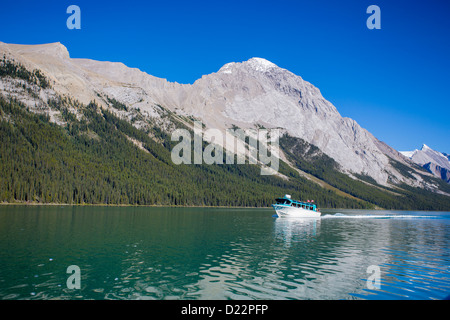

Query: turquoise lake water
[0,205,449,300]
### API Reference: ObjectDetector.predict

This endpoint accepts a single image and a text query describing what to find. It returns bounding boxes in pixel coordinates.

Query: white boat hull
[272,204,321,218]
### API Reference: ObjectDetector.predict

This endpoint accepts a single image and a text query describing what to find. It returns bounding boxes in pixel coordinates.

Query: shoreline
[0,200,367,210]
[2,201,442,212]
[1,202,449,213]
[0,201,273,209]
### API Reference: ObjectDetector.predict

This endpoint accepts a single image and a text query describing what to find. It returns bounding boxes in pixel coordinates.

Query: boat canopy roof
[275,196,317,208]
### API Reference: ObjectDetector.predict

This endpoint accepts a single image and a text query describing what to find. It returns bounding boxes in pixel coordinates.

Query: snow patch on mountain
[247,58,277,72]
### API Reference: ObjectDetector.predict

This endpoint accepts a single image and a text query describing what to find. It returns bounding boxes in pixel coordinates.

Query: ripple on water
[1,207,449,300]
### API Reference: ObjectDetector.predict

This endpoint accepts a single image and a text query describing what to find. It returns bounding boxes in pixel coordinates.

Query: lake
[0,205,449,300]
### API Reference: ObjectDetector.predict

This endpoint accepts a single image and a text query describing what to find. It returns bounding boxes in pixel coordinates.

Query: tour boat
[272,194,321,218]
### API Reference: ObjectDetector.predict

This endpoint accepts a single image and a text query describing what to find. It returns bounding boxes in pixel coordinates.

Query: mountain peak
[6,42,71,60]
[218,57,278,74]
[402,144,450,181]
[245,57,277,72]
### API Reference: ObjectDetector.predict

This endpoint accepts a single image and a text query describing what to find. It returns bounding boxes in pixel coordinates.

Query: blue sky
[1,0,449,152]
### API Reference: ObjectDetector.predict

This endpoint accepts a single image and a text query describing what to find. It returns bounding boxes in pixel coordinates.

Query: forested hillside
[0,95,373,208]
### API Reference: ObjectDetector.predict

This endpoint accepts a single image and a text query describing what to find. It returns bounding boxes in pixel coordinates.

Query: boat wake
[321,213,445,220]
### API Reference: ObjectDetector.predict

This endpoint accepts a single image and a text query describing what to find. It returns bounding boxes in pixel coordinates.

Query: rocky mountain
[179,57,415,186]
[401,144,450,183]
[1,41,449,206]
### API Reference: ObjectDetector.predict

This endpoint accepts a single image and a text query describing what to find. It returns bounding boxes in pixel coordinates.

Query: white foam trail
[321,213,441,220]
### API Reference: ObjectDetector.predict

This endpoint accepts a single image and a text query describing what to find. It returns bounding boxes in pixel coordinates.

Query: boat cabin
[274,195,317,212]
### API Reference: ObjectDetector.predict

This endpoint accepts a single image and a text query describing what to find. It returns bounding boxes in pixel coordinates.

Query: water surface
[0,206,449,300]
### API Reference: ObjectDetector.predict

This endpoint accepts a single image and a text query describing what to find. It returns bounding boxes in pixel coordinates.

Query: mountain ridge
[1,41,448,202]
